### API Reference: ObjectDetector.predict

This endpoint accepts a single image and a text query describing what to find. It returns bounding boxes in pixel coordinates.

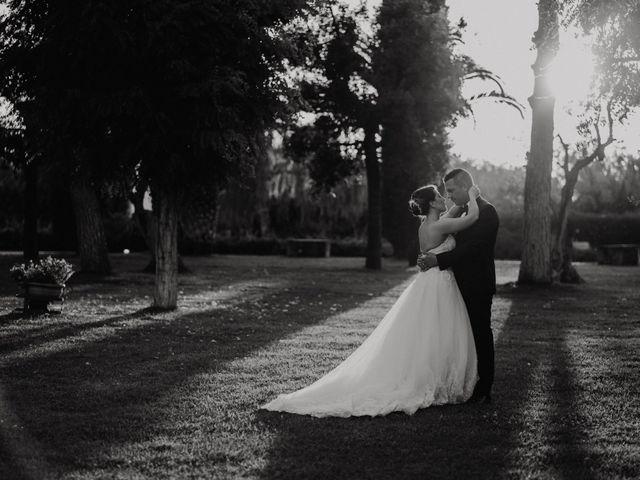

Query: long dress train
[261,236,478,417]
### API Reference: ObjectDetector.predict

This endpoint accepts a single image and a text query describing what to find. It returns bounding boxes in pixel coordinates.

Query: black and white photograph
[0,0,639,478]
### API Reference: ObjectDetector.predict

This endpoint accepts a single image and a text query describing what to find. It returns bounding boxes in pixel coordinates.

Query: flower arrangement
[10,256,75,286]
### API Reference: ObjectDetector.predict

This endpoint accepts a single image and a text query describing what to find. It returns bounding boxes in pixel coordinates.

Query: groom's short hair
[444,168,473,188]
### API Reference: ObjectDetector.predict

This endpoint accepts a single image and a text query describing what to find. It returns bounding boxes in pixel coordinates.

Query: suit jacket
[436,197,499,296]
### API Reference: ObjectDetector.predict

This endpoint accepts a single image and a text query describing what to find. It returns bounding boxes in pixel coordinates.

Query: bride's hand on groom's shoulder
[468,185,481,199]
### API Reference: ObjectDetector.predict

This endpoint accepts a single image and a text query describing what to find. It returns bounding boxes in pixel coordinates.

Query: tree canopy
[565,0,640,119]
[0,0,317,307]
[0,0,313,191]
[373,0,467,261]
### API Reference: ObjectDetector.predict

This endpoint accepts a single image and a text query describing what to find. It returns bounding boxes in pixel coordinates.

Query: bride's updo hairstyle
[409,185,438,217]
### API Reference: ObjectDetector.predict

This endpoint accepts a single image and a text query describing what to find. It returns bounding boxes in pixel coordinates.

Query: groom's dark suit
[436,197,499,397]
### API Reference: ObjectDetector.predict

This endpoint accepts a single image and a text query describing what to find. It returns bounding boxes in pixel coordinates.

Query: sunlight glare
[547,32,596,105]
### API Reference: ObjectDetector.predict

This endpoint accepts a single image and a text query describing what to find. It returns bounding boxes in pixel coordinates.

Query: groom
[417,168,499,404]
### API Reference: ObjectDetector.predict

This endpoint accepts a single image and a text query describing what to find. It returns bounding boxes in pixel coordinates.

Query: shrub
[571,212,640,246]
[10,256,75,285]
[179,236,397,257]
[180,237,286,256]
[572,245,597,262]
[330,238,394,257]
[494,211,523,260]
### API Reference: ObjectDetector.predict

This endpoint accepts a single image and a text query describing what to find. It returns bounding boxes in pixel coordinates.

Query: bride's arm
[440,205,463,219]
[431,186,479,235]
[435,204,498,271]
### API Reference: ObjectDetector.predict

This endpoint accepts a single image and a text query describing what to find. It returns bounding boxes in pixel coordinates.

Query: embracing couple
[262,168,499,417]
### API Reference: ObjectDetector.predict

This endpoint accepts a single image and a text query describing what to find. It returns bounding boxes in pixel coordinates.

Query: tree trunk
[154,188,179,309]
[70,179,111,274]
[553,171,584,283]
[560,223,583,283]
[518,0,559,285]
[552,174,575,271]
[364,120,382,270]
[23,162,39,261]
[131,184,188,274]
[253,136,271,237]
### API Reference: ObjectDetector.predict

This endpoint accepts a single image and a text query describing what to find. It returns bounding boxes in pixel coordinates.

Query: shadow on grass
[0,269,412,478]
[256,284,601,480]
[0,308,155,355]
[0,271,294,355]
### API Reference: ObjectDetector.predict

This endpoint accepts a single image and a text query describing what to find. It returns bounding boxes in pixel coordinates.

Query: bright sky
[348,0,640,168]
[447,0,537,167]
[447,0,606,167]
[449,0,640,167]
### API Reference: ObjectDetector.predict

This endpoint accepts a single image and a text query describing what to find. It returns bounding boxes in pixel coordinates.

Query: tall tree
[0,1,112,273]
[373,0,466,263]
[554,0,640,280]
[553,101,615,283]
[518,0,560,285]
[286,5,383,269]
[1,1,314,308]
[70,179,111,273]
[0,121,38,261]
[325,9,383,269]
[290,4,521,269]
[114,1,312,308]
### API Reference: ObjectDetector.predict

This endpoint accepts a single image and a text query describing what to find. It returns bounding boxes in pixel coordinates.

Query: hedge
[3,212,637,261]
[571,213,640,246]
[180,237,395,258]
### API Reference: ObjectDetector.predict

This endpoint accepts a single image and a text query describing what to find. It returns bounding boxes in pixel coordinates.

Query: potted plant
[10,256,75,312]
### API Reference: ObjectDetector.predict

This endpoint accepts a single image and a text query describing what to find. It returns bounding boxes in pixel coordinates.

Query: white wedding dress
[261,235,478,417]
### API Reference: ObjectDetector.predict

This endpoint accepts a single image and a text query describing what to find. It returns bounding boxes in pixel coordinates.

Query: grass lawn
[0,252,639,479]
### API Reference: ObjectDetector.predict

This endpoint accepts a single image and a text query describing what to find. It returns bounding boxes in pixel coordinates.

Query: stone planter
[19,282,66,313]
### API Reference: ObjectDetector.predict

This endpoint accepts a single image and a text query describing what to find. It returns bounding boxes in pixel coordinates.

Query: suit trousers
[462,293,495,396]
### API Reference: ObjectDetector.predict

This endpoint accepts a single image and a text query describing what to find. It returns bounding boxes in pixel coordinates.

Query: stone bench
[596,244,639,266]
[286,238,331,257]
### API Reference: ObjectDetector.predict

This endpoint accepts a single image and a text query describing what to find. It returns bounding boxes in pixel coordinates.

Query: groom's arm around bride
[429,198,499,292]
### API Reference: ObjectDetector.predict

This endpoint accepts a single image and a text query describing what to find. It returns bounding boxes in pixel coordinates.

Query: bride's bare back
[418,219,448,253]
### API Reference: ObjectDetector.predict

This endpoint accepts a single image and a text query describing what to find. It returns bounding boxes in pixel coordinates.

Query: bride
[261,184,481,417]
